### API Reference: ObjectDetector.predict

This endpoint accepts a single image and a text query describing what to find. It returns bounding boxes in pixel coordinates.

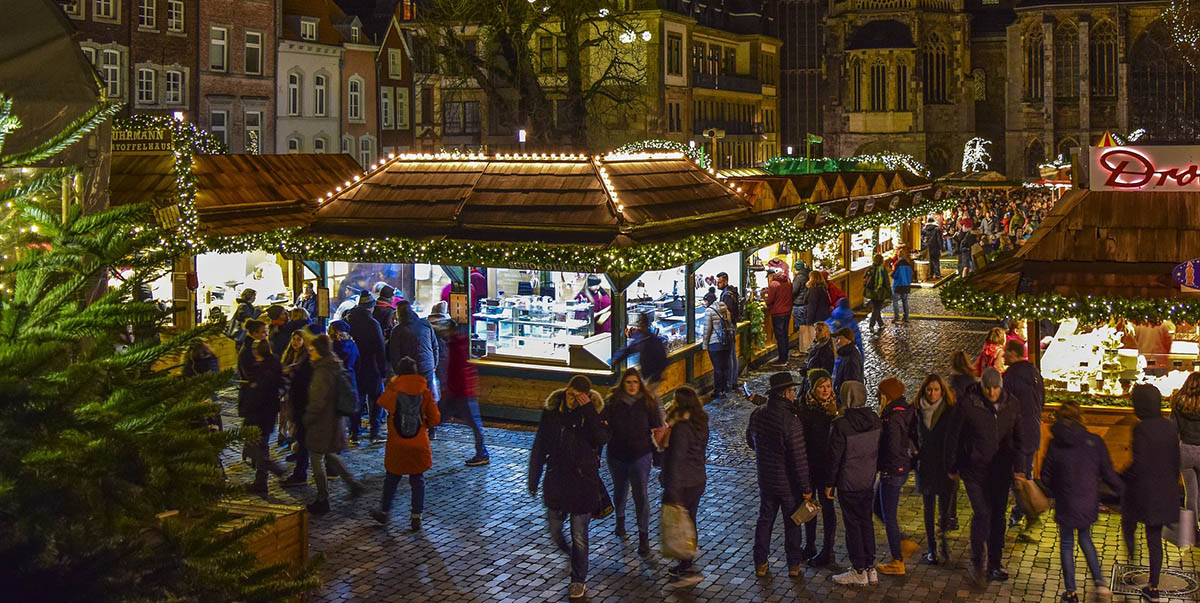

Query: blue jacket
[387,309,440,376]
[1041,420,1123,529]
[826,298,863,353]
[891,259,914,294]
[833,343,864,396]
[333,338,360,386]
[612,329,668,383]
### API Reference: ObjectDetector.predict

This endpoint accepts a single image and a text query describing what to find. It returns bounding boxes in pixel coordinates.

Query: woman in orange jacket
[370,356,441,531]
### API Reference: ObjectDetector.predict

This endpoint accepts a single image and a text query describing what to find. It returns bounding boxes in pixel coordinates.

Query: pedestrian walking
[1002,339,1046,539]
[949,351,978,404]
[764,265,793,366]
[345,291,387,443]
[612,313,668,390]
[975,327,1007,376]
[304,334,365,515]
[441,322,490,466]
[890,249,914,324]
[875,377,919,576]
[1173,372,1200,539]
[237,319,268,439]
[830,381,883,586]
[804,270,833,329]
[948,367,1028,587]
[700,288,733,398]
[832,327,863,396]
[601,367,664,556]
[914,373,959,565]
[826,298,863,354]
[528,375,611,600]
[660,386,710,588]
[371,357,441,531]
[802,322,835,398]
[795,368,838,567]
[922,218,942,280]
[863,254,890,332]
[792,259,812,355]
[1040,400,1121,603]
[387,299,440,400]
[240,339,288,496]
[747,372,813,577]
[280,330,315,487]
[1122,384,1180,603]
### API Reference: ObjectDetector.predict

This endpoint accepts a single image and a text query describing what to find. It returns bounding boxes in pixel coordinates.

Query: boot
[637,532,650,556]
[615,516,627,539]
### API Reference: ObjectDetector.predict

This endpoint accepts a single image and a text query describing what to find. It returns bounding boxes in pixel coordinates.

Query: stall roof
[967,188,1200,298]
[937,171,1020,188]
[309,152,753,246]
[724,170,930,210]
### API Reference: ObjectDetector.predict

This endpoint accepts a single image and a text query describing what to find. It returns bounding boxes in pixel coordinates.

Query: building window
[287,137,300,153]
[210,110,227,146]
[381,87,393,128]
[210,27,227,71]
[136,68,155,104]
[245,111,261,154]
[724,48,736,76]
[387,49,403,79]
[314,137,326,153]
[923,34,949,104]
[396,88,410,129]
[359,137,373,166]
[94,0,114,19]
[1054,22,1079,98]
[341,135,352,154]
[167,0,183,31]
[667,34,682,76]
[81,46,95,65]
[301,20,317,41]
[1024,27,1044,101]
[691,42,705,74]
[1090,20,1118,97]
[62,0,83,17]
[539,36,555,74]
[138,0,155,28]
[245,32,262,75]
[348,77,363,121]
[870,62,887,111]
[288,73,300,115]
[102,50,121,97]
[667,102,682,132]
[896,62,908,110]
[1130,22,1200,142]
[165,70,182,104]
[350,25,360,43]
[850,58,862,111]
[708,44,721,75]
[418,86,433,125]
[314,74,327,116]
[442,101,480,135]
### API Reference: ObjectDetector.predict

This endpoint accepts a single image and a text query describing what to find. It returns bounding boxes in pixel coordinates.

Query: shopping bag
[1013,477,1050,520]
[593,481,614,520]
[790,499,820,525]
[660,503,697,560]
[1165,509,1196,548]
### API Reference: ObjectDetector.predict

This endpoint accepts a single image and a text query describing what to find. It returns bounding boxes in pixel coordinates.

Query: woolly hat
[329,320,351,334]
[981,367,1003,389]
[840,381,868,409]
[806,368,832,387]
[357,290,374,306]
[879,377,905,402]
[377,284,396,300]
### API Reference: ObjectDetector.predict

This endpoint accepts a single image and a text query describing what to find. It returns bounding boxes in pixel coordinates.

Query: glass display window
[626,266,688,355]
[326,262,454,321]
[849,227,877,271]
[693,252,741,334]
[195,251,291,324]
[813,235,845,274]
[877,225,901,258]
[1041,318,1194,398]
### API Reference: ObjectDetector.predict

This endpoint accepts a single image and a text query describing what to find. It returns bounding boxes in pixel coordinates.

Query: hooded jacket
[830,407,882,492]
[826,298,864,353]
[661,413,709,500]
[376,374,441,475]
[345,305,387,386]
[388,309,440,376]
[602,390,664,462]
[332,337,359,387]
[878,396,917,476]
[1124,393,1180,525]
[804,284,832,325]
[947,382,1027,480]
[765,270,792,316]
[1040,419,1123,529]
[921,223,942,259]
[528,389,610,514]
[305,353,350,454]
[746,395,812,498]
[833,343,864,396]
[1002,359,1046,453]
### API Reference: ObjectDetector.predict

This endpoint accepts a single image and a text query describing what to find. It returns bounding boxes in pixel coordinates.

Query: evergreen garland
[938,275,1200,324]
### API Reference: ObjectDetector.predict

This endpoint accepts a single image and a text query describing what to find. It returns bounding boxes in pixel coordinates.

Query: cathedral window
[1054,22,1079,98]
[1090,20,1118,97]
[1024,27,1045,100]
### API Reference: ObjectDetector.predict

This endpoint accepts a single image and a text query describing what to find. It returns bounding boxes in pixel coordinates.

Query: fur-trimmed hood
[546,388,605,414]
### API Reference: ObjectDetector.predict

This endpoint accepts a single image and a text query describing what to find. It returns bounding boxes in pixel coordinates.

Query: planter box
[216,501,308,570]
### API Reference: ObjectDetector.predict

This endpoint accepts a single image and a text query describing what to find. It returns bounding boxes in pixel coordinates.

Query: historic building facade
[198,0,278,154]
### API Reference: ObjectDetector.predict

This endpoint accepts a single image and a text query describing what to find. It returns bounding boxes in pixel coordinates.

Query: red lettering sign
[1091,146,1200,191]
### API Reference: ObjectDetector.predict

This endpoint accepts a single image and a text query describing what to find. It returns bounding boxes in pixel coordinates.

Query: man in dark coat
[344,291,387,442]
[921,218,942,280]
[746,372,813,576]
[947,368,1029,587]
[716,272,741,391]
[829,381,883,586]
[528,376,610,600]
[387,299,440,396]
[372,284,398,339]
[611,313,668,388]
[1121,384,1180,602]
[1002,339,1046,536]
[832,327,863,395]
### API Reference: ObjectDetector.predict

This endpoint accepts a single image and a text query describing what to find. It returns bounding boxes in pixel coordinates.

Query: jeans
[1122,517,1164,587]
[291,424,309,478]
[548,510,590,583]
[753,492,804,566]
[891,292,910,321]
[803,488,837,556]
[792,305,806,333]
[963,475,1011,570]
[839,488,876,571]
[1060,525,1103,592]
[350,377,383,439]
[442,395,488,457]
[244,417,285,487]
[771,314,789,363]
[922,481,959,555]
[876,473,908,560]
[609,453,652,538]
[309,450,359,502]
[707,346,731,395]
[664,484,705,571]
[928,255,941,279]
[728,343,739,390]
[1181,443,1200,534]
[869,299,885,330]
[381,471,425,515]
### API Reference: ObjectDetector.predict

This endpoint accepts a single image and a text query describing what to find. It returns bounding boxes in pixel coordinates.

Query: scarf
[917,396,944,430]
[803,388,838,417]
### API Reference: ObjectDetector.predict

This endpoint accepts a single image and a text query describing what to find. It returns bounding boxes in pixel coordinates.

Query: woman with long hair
[914,373,959,565]
[280,330,315,487]
[804,270,832,326]
[660,386,710,588]
[602,367,664,555]
[975,328,1007,377]
[803,322,836,398]
[795,368,839,567]
[1174,372,1200,537]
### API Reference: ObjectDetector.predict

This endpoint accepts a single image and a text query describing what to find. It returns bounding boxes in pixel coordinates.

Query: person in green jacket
[864,254,891,332]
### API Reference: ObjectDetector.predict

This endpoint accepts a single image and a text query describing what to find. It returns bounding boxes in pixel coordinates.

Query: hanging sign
[1090,145,1200,192]
[113,128,173,153]
[1173,259,1200,291]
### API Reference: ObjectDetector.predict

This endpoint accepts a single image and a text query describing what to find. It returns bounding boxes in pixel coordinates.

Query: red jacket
[446,332,477,398]
[765,271,792,316]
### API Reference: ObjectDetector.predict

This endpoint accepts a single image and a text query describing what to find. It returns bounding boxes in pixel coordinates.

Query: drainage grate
[1111,564,1200,600]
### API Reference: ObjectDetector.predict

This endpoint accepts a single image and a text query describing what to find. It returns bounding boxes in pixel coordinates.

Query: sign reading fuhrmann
[1090,145,1200,192]
[112,128,172,153]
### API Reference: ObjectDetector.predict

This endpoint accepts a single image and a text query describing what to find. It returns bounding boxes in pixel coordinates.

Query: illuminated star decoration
[961,137,992,172]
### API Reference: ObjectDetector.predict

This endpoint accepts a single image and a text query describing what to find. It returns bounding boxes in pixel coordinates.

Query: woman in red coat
[371,357,441,531]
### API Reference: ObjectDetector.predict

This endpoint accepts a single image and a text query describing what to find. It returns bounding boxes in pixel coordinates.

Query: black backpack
[391,391,424,438]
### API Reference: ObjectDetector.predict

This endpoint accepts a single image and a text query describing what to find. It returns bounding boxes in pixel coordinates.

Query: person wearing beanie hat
[791,258,812,357]
[1002,339,1046,539]
[829,380,882,586]
[833,327,864,397]
[875,378,919,576]
[344,292,387,443]
[794,367,839,567]
[1121,383,1179,602]
[947,367,1028,587]
[373,285,398,336]
[747,371,812,577]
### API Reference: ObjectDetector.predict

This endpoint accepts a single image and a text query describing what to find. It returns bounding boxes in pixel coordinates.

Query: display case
[473,296,599,365]
[813,236,845,275]
[626,266,688,353]
[1041,318,1196,397]
[194,251,292,324]
[849,228,876,271]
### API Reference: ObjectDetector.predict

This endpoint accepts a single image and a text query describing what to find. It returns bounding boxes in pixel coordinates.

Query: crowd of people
[918,189,1057,279]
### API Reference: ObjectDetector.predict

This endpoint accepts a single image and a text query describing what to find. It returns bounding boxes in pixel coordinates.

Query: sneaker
[369,508,388,524]
[568,582,586,599]
[900,538,920,560]
[987,567,1009,582]
[410,513,422,532]
[465,453,491,467]
[867,567,878,584]
[832,568,868,586]
[922,552,940,565]
[1139,586,1161,602]
[280,474,307,487]
[1060,592,1079,603]
[876,558,906,576]
[770,361,789,367]
[755,563,769,577]
[306,498,330,515]
[668,571,704,588]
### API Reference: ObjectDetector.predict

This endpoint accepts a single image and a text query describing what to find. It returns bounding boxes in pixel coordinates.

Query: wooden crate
[216,500,308,570]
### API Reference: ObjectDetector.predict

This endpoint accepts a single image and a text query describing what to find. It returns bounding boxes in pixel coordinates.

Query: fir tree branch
[0,100,122,168]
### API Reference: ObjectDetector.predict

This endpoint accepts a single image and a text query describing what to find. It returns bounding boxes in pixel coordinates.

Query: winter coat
[804,284,832,325]
[864,264,891,301]
[793,393,837,488]
[612,329,668,383]
[1002,360,1046,453]
[746,395,813,498]
[827,282,847,309]
[948,372,977,404]
[947,383,1027,480]
[661,416,709,501]
[430,316,454,388]
[701,304,731,351]
[444,331,477,399]
[915,398,958,496]
[975,342,1005,376]
[376,374,441,475]
[1176,410,1200,446]
[229,300,260,342]
[295,292,318,321]
[878,396,917,476]
[602,390,664,463]
[804,337,835,377]
[332,338,360,387]
[826,299,863,353]
[1124,395,1181,526]
[765,271,792,317]
[833,342,864,396]
[891,259,914,295]
[345,305,387,386]
[957,231,978,260]
[242,355,282,427]
[373,302,397,338]
[304,354,350,454]
[182,351,220,378]
[528,389,611,514]
[921,224,942,259]
[1040,420,1123,529]
[830,407,882,492]
[268,324,291,359]
[792,274,809,308]
[387,309,440,376]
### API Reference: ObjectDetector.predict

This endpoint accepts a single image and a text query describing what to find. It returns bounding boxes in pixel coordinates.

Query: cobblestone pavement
[221,289,1200,602]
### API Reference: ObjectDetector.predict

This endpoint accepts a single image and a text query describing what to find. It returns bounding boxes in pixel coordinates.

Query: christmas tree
[0,94,319,600]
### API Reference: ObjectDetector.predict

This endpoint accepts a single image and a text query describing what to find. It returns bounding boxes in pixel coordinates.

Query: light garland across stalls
[117,116,957,274]
[938,276,1200,324]
[613,139,710,168]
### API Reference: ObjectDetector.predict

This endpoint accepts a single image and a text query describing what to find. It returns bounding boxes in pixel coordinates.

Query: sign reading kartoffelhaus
[112,129,173,153]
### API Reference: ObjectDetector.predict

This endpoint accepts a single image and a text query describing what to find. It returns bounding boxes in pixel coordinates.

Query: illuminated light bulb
[326,192,333,197]
[335,186,343,192]
[344,181,352,187]
[353,175,360,182]
[388,152,396,159]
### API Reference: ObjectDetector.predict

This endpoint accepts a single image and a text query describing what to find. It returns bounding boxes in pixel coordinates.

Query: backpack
[391,391,424,438]
[714,311,734,347]
[334,368,359,417]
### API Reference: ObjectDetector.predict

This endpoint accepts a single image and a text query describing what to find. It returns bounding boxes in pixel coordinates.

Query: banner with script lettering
[1090,145,1200,192]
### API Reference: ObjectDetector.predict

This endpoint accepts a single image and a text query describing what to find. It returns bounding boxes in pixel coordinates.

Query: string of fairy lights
[939,276,1200,324]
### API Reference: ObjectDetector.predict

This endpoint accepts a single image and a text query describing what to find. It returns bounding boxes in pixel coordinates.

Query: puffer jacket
[878,396,917,476]
[765,271,792,316]
[1124,393,1180,526]
[746,395,812,497]
[388,309,440,376]
[661,415,709,501]
[830,407,882,492]
[528,389,610,514]
[947,382,1027,480]
[804,337,835,377]
[1040,419,1123,529]
[833,343,863,396]
[891,259,914,295]
[1003,359,1046,453]
[345,305,387,385]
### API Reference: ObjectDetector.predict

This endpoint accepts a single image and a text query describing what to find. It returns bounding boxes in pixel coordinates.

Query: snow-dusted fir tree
[961,137,992,172]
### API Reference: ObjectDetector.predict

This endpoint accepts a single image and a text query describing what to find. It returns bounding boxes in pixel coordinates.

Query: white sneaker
[832,568,869,586]
[868,567,879,584]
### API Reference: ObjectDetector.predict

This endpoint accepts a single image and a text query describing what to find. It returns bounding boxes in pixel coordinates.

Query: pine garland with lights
[764,153,930,177]
[938,275,1200,324]
[614,139,709,168]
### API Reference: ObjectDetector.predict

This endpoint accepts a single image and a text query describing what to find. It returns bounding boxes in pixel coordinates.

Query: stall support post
[685,263,697,384]
[174,255,196,329]
[737,250,748,367]
[610,288,627,371]
[1027,319,1041,367]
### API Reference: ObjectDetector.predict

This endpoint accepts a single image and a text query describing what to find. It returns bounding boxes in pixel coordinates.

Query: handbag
[660,503,697,560]
[790,499,820,525]
[1013,477,1050,520]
